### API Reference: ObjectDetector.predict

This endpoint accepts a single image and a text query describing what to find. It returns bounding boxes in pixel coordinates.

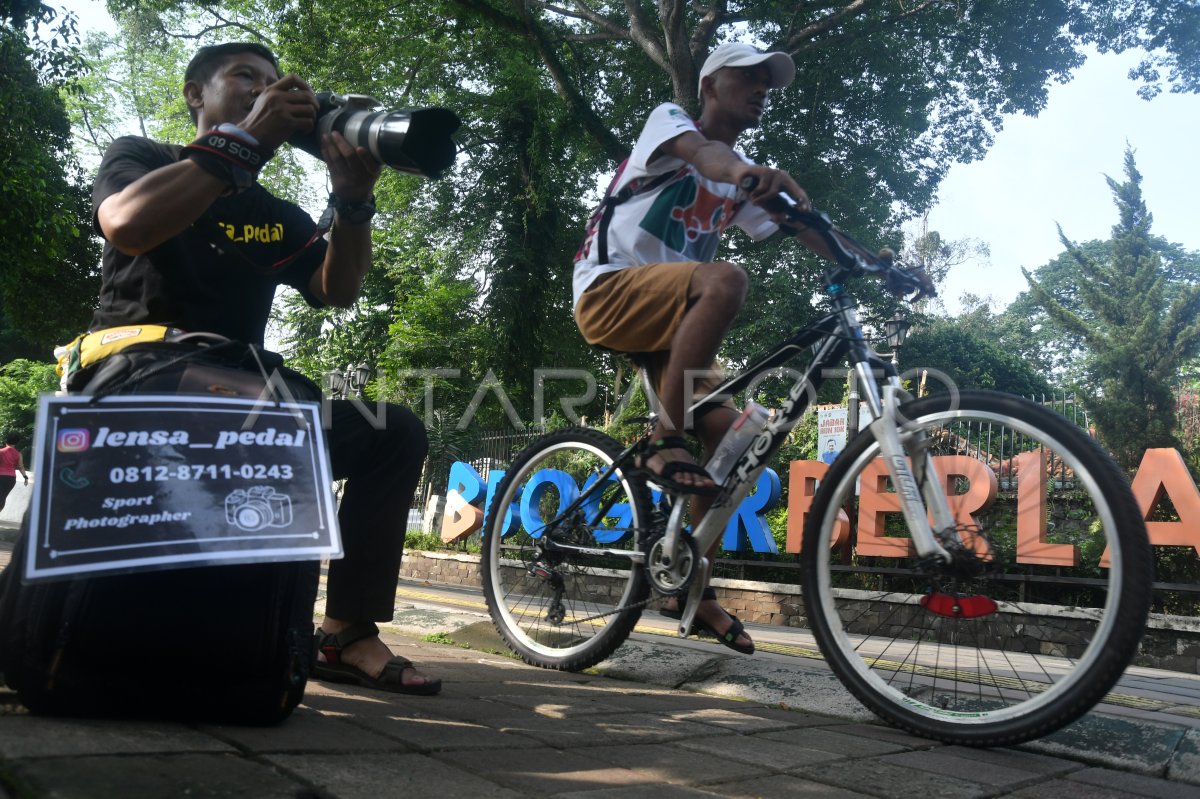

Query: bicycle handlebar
[738,176,935,301]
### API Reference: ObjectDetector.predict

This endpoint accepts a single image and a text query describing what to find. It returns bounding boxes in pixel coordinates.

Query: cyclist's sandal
[636,436,719,497]
[659,585,718,630]
[661,587,755,655]
[314,622,442,696]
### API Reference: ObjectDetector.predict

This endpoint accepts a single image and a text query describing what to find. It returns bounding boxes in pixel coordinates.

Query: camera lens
[290,93,460,178]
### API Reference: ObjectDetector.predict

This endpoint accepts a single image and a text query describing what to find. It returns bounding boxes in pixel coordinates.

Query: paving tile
[0,716,232,759]
[199,706,408,753]
[791,757,992,799]
[1022,713,1188,774]
[591,639,725,688]
[664,707,800,733]
[878,749,1048,787]
[684,659,877,723]
[431,746,656,794]
[1006,777,1175,798]
[582,742,763,785]
[757,726,914,758]
[350,711,544,751]
[812,722,942,749]
[933,744,1083,777]
[706,773,873,798]
[269,751,523,798]
[556,785,722,798]
[675,732,847,770]
[1064,766,1200,798]
[5,752,304,799]
[1168,727,1200,786]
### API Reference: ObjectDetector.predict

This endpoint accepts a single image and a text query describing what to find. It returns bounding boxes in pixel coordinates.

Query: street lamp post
[324,363,371,399]
[884,312,911,366]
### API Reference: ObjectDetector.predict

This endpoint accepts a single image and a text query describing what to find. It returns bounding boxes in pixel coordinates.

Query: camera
[289,93,461,178]
[225,486,293,532]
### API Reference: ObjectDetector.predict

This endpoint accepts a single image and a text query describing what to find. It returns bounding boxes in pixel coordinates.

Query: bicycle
[480,190,1153,747]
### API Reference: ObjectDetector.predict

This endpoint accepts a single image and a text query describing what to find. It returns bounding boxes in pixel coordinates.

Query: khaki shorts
[575,262,734,418]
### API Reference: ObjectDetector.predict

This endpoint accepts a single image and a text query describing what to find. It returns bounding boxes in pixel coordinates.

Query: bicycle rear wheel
[481,427,652,670]
[802,390,1152,746]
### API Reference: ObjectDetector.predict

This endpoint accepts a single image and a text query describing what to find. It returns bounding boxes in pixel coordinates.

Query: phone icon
[59,466,90,490]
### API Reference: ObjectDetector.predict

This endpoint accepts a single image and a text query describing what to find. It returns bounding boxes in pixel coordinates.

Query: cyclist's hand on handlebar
[736,166,811,215]
[878,249,937,301]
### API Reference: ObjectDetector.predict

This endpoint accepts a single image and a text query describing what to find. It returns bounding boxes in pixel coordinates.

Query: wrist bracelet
[181,127,273,191]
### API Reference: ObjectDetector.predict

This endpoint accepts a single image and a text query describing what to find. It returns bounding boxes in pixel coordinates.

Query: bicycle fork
[867,382,954,565]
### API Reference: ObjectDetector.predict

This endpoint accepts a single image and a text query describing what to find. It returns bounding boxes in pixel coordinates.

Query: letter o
[519,469,579,539]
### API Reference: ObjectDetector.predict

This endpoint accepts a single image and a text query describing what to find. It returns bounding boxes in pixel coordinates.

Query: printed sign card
[26,394,341,582]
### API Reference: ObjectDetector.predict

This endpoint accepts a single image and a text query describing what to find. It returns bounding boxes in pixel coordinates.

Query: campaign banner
[26,394,340,582]
[817,407,848,465]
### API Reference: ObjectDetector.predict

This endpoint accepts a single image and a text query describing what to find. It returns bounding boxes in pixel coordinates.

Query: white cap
[698,42,796,98]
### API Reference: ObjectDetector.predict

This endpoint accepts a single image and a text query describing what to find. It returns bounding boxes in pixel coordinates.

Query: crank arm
[677,556,709,638]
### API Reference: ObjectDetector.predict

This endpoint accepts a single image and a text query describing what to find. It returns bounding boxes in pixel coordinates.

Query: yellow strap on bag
[54,325,183,384]
[77,325,178,368]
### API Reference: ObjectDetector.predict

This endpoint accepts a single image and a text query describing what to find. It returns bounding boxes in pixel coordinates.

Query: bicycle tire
[481,427,652,670]
[801,390,1152,746]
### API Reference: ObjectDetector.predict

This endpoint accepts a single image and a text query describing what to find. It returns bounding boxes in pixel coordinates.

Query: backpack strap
[595,164,685,264]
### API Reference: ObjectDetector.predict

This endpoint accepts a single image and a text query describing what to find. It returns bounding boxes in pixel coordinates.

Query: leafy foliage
[1023,149,1200,467]
[0,358,57,451]
[0,3,100,361]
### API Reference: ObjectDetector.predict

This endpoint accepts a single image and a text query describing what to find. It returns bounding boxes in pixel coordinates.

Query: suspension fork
[831,290,955,565]
[864,378,955,564]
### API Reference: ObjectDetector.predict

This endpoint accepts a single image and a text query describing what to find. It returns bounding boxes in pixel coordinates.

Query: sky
[58,2,1200,315]
[926,47,1200,313]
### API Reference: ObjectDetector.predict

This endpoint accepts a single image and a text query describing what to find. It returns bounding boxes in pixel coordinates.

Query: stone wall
[399,549,1200,674]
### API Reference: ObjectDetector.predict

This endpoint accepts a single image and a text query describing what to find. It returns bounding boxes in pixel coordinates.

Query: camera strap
[181,128,274,192]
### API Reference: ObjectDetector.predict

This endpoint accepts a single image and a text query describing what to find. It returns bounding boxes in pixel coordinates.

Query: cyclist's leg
[660,404,754,651]
[575,260,746,490]
[648,261,747,488]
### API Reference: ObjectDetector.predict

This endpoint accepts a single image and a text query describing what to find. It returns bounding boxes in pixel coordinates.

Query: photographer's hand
[322,131,382,204]
[309,132,382,309]
[240,75,320,151]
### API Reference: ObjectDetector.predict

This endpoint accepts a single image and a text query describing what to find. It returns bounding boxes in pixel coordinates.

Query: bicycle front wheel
[481,427,652,671]
[802,390,1152,746]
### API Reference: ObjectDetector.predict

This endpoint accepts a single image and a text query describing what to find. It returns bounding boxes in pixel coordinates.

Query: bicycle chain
[564,595,655,625]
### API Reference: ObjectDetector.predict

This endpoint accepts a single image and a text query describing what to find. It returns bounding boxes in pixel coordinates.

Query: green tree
[0,2,101,362]
[900,317,1052,398]
[1023,149,1200,467]
[0,358,57,451]
[60,0,1200,434]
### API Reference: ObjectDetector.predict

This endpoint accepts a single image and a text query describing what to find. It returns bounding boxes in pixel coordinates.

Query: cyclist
[573,42,863,653]
[89,42,437,694]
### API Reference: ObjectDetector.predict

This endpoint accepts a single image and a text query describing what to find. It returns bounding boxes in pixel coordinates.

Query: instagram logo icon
[56,429,91,453]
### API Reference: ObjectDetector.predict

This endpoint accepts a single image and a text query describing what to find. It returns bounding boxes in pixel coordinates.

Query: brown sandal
[314,622,442,695]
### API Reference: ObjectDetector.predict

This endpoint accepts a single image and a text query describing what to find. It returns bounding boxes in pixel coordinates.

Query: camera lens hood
[289,93,461,178]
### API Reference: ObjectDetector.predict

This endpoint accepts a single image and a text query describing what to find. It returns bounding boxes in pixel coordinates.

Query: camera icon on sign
[224,486,293,532]
[56,429,91,453]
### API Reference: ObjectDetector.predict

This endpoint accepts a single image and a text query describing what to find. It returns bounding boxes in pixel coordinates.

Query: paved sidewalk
[2,531,1200,797]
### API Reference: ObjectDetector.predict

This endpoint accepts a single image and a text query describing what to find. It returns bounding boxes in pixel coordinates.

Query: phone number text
[109,464,295,483]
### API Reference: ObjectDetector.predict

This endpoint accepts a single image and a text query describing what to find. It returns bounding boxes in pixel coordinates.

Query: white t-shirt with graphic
[572,103,778,307]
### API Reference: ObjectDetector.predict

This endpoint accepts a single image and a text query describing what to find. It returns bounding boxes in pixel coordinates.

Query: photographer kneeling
[90,42,437,695]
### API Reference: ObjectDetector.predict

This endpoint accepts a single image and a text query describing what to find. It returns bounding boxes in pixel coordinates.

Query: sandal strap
[719,616,746,645]
[649,435,691,452]
[377,656,416,682]
[317,621,381,664]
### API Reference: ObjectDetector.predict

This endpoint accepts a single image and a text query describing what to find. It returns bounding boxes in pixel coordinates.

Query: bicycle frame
[660,289,956,639]
[535,201,955,639]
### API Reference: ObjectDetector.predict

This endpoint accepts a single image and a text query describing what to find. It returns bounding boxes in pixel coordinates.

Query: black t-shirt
[90,136,327,347]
